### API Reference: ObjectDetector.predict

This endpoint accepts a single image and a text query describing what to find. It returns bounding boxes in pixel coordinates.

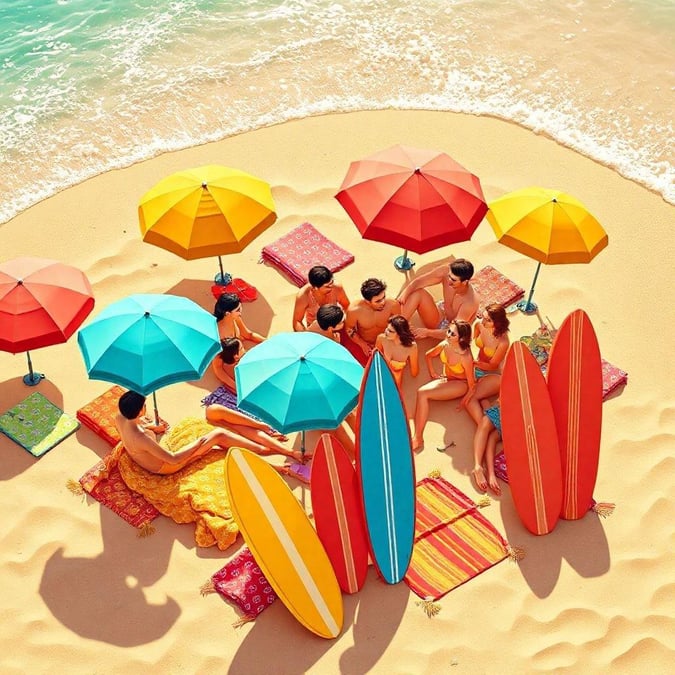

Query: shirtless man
[292,266,350,332]
[307,304,345,342]
[115,391,306,475]
[397,257,480,341]
[345,278,402,358]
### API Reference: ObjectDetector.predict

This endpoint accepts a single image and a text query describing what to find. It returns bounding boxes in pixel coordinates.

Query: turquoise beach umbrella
[78,294,221,419]
[235,332,363,450]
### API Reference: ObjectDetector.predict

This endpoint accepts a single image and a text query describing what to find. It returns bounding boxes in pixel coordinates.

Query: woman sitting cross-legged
[411,319,475,452]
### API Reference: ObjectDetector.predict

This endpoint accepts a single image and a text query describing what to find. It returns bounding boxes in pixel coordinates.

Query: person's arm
[336,284,350,311]
[237,316,265,344]
[375,334,385,354]
[425,342,444,379]
[409,343,420,378]
[474,338,510,371]
[345,306,371,356]
[292,289,310,331]
[414,326,448,341]
[211,358,237,392]
[397,265,447,305]
[459,350,478,409]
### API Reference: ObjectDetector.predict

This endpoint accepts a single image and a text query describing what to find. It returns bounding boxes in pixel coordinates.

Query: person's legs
[412,379,468,450]
[401,289,442,328]
[465,396,485,426]
[206,404,265,431]
[471,414,495,491]
[227,424,308,461]
[473,374,501,403]
[485,430,502,495]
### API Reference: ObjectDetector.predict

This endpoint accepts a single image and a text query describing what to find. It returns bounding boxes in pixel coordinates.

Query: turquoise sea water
[1,0,673,223]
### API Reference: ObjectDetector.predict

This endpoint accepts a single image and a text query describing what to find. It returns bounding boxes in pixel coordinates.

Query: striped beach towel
[404,476,510,601]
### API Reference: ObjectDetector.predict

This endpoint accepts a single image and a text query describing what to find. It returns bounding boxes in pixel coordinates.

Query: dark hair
[219,337,242,365]
[485,303,510,337]
[214,293,241,321]
[450,320,472,351]
[308,265,333,288]
[118,391,146,420]
[361,278,386,301]
[450,258,474,282]
[316,304,344,330]
[388,315,415,347]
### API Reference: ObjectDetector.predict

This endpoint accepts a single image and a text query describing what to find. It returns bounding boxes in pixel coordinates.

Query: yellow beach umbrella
[486,187,608,312]
[139,164,277,283]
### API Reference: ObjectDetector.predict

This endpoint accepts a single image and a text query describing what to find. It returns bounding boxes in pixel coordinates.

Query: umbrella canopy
[0,256,95,354]
[486,187,608,311]
[235,332,363,435]
[78,293,221,396]
[138,164,277,261]
[335,145,487,267]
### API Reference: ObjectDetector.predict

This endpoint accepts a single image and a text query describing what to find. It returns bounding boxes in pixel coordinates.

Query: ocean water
[1,0,673,224]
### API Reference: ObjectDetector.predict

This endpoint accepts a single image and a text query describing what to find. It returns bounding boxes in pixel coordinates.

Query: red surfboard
[310,433,369,594]
[500,342,562,535]
[546,309,603,520]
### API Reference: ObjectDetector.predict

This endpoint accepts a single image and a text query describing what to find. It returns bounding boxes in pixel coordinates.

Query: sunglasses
[447,329,457,337]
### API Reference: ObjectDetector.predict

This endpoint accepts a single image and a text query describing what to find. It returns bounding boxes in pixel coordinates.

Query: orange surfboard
[500,342,562,535]
[310,433,369,594]
[547,309,603,520]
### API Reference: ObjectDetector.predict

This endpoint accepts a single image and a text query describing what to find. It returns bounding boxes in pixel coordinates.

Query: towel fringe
[416,597,441,618]
[592,502,615,518]
[199,579,216,596]
[427,469,442,479]
[66,479,85,498]
[507,545,525,562]
[476,495,491,508]
[137,522,156,538]
[232,613,256,628]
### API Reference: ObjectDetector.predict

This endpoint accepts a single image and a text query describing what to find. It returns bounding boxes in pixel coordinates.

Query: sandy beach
[0,110,673,674]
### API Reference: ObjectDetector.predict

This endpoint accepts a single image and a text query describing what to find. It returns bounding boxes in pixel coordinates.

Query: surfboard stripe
[564,311,584,518]
[324,435,358,593]
[232,450,339,637]
[373,356,399,582]
[514,346,548,534]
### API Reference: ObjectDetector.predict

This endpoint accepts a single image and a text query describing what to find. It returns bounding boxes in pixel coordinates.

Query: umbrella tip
[144,311,150,318]
[17,279,23,285]
[552,197,558,203]
[414,167,422,174]
[300,355,306,361]
[202,182,208,189]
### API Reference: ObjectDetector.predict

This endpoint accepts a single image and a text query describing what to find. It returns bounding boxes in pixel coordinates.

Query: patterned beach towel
[472,265,525,313]
[261,222,355,287]
[76,385,126,446]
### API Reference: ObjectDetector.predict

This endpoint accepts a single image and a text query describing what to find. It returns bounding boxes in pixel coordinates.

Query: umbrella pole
[301,429,306,457]
[394,249,415,272]
[23,351,44,386]
[517,262,542,314]
[152,391,160,425]
[215,256,232,286]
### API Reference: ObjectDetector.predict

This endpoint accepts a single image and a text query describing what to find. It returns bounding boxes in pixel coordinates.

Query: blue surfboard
[356,351,416,584]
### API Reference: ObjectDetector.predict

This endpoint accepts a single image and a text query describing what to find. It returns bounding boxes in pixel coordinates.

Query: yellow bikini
[439,348,465,378]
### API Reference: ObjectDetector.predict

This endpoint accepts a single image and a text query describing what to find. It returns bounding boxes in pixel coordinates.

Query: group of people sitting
[116,257,510,495]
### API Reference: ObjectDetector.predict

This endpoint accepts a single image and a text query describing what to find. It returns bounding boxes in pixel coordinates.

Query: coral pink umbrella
[0,257,95,385]
[336,145,487,270]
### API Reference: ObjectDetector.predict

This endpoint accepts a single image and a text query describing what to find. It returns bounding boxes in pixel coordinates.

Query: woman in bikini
[211,337,245,393]
[411,320,475,451]
[214,293,266,344]
[464,303,510,426]
[374,315,419,390]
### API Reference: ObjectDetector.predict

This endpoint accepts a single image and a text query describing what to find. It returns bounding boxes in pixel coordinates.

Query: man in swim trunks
[397,257,480,340]
[292,265,350,332]
[344,278,402,358]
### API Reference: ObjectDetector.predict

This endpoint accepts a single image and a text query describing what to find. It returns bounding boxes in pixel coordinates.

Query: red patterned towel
[261,222,355,287]
[79,456,160,530]
[210,278,258,302]
[76,386,126,447]
[472,265,525,312]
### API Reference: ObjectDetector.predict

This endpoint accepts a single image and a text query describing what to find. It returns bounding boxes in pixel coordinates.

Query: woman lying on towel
[115,391,306,475]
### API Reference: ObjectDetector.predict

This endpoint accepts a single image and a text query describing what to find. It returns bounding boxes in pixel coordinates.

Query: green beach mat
[0,392,80,458]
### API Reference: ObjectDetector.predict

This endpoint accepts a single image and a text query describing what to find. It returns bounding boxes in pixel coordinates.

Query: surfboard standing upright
[546,309,603,520]
[224,448,343,639]
[500,342,562,536]
[311,433,369,594]
[356,351,416,583]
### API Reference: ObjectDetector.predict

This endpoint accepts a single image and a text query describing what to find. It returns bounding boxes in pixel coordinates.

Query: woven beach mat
[260,222,355,287]
[404,476,517,604]
[0,392,79,458]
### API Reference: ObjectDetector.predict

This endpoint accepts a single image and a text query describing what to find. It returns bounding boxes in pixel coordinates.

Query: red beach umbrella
[335,144,487,270]
[0,257,95,385]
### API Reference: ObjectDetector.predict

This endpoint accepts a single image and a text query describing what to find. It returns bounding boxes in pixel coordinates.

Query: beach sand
[0,111,673,674]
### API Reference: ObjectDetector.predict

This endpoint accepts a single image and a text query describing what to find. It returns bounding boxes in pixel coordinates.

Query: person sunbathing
[211,337,245,392]
[115,391,305,475]
[307,303,345,342]
[374,314,419,390]
[214,292,265,344]
[411,320,475,451]
[471,404,502,495]
[397,258,480,340]
[292,265,350,332]
[463,303,510,425]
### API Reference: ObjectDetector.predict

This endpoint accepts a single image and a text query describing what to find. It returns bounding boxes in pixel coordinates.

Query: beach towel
[102,418,239,550]
[210,278,258,302]
[201,547,278,627]
[260,222,355,287]
[0,392,79,458]
[76,385,126,446]
[472,265,525,313]
[278,461,312,484]
[404,475,517,604]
